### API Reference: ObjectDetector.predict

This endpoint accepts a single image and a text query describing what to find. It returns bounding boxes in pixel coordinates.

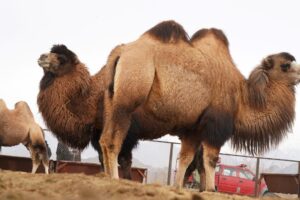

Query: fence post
[167,143,174,185]
[298,161,300,198]
[254,157,260,197]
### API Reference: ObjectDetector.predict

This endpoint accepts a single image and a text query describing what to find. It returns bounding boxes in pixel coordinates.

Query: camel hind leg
[27,145,41,174]
[27,142,50,174]
[42,155,49,174]
[100,56,155,179]
[100,94,132,179]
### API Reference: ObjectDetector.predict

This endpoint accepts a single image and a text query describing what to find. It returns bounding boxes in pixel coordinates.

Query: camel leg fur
[199,169,206,192]
[100,102,132,178]
[100,91,133,179]
[100,56,155,179]
[26,140,50,174]
[183,145,204,187]
[93,126,137,179]
[202,142,220,192]
[174,138,197,188]
[27,145,41,174]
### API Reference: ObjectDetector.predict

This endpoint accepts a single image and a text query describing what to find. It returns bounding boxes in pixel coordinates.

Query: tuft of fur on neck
[232,70,296,155]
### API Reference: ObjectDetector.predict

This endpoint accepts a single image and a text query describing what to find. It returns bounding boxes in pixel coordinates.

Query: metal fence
[132,140,300,197]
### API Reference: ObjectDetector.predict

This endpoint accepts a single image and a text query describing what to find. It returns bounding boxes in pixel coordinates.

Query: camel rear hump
[190,28,229,46]
[15,101,34,118]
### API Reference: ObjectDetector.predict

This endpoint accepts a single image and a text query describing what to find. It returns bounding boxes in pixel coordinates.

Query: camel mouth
[37,59,50,69]
[291,62,300,84]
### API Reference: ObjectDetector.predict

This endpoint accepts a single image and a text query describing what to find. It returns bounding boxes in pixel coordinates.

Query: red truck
[186,163,268,196]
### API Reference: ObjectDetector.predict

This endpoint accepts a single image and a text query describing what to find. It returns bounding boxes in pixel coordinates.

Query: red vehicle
[186,163,268,196]
[215,164,268,196]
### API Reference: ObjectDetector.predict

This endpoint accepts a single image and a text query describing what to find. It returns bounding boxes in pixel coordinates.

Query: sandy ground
[0,170,293,200]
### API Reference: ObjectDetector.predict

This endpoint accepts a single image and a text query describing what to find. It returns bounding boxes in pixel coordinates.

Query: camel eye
[57,55,68,65]
[280,63,290,72]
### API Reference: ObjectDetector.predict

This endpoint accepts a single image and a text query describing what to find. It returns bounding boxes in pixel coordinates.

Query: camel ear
[248,67,269,107]
[262,57,274,69]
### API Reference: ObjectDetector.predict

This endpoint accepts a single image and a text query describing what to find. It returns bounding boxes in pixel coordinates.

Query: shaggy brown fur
[38,45,100,149]
[100,21,300,192]
[233,52,296,154]
[37,45,138,179]
[0,99,49,174]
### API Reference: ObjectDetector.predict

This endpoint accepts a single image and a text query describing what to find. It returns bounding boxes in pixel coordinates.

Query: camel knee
[205,154,219,168]
[100,137,119,155]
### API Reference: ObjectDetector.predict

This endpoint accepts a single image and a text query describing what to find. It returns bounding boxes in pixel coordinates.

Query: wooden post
[167,143,174,185]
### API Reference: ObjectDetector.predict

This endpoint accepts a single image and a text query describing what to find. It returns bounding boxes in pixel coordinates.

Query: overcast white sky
[1,0,300,160]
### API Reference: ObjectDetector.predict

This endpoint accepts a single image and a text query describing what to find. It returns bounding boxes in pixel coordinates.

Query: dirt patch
[0,170,289,200]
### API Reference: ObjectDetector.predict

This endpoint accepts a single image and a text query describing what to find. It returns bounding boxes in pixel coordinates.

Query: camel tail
[105,44,123,98]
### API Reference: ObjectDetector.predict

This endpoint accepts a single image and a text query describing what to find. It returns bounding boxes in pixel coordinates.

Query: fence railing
[149,140,300,197]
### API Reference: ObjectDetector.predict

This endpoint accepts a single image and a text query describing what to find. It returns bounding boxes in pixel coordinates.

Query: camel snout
[38,54,50,68]
[39,54,47,60]
[291,61,300,73]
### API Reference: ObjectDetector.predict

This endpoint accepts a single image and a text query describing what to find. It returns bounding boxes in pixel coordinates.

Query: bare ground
[0,170,293,200]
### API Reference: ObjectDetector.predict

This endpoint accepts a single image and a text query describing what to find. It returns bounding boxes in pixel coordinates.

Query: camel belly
[144,64,211,126]
[0,120,28,146]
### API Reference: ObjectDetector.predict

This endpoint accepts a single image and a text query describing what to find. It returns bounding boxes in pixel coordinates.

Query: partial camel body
[37,45,138,179]
[100,20,300,191]
[0,99,49,174]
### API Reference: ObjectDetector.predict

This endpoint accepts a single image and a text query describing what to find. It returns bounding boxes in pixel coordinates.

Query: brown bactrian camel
[100,20,300,191]
[0,99,49,174]
[37,45,139,179]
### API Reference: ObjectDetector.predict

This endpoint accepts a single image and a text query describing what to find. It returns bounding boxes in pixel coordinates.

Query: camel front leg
[174,138,197,188]
[202,142,220,192]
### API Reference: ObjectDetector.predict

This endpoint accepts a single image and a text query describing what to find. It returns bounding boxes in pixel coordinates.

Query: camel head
[38,44,78,76]
[262,52,300,85]
[248,52,300,108]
